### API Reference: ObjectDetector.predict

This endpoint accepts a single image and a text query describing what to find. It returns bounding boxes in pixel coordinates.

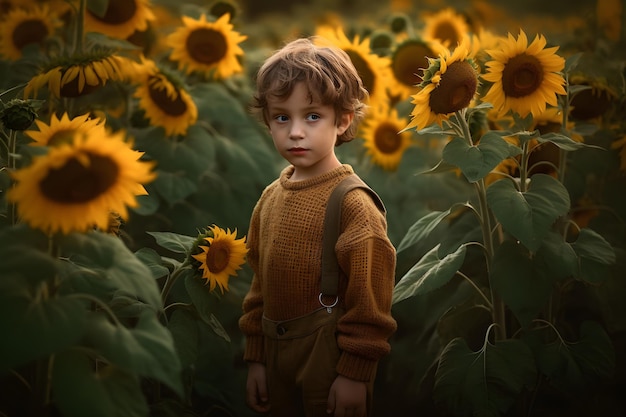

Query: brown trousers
[262,307,374,417]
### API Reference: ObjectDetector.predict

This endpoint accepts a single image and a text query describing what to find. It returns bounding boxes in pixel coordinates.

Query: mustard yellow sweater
[239,164,397,382]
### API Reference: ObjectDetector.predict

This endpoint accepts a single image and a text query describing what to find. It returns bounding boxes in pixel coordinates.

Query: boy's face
[266,82,352,181]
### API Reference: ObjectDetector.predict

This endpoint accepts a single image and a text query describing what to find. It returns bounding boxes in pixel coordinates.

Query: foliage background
[1,0,625,416]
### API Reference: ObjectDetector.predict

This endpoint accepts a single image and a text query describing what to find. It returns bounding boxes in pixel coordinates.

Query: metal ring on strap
[318,292,339,309]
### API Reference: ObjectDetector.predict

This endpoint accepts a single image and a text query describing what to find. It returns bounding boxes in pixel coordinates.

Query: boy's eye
[307,114,321,121]
[275,115,288,122]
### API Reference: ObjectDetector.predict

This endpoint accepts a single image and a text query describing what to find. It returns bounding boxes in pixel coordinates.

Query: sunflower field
[0,0,625,416]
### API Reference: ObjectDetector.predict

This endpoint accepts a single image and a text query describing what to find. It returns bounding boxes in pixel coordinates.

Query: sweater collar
[279,164,354,191]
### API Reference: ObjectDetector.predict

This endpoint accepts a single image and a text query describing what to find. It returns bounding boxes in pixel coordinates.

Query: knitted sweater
[239,164,397,382]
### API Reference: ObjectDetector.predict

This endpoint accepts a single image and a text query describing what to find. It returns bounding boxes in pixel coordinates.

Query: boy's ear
[337,112,354,135]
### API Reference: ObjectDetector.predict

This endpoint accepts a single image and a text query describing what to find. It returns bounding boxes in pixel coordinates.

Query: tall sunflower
[132,57,198,136]
[26,112,106,147]
[166,13,246,79]
[404,36,480,131]
[84,0,155,40]
[388,37,446,100]
[421,8,470,48]
[23,52,135,98]
[7,130,156,235]
[315,25,392,110]
[191,225,247,293]
[360,105,413,171]
[481,30,566,119]
[0,4,61,60]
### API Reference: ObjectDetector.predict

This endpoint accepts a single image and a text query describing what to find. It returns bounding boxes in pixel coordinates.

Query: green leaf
[393,244,467,304]
[535,232,578,280]
[135,247,170,279]
[86,0,109,19]
[486,174,570,251]
[52,350,148,417]
[434,335,536,416]
[58,232,162,309]
[184,274,231,342]
[397,204,469,253]
[571,228,615,283]
[524,321,615,392]
[491,241,555,327]
[131,192,160,216]
[147,231,196,254]
[536,132,590,151]
[84,310,183,396]
[168,309,199,368]
[419,159,459,175]
[152,170,197,204]
[0,288,87,372]
[442,133,512,183]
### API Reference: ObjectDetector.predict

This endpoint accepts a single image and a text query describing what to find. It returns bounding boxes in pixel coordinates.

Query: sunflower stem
[74,0,86,54]
[519,139,531,193]
[8,129,18,225]
[160,262,191,310]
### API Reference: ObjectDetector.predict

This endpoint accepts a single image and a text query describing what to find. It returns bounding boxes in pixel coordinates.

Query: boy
[238,37,397,417]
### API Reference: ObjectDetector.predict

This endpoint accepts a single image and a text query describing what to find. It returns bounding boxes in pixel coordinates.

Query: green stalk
[8,129,17,225]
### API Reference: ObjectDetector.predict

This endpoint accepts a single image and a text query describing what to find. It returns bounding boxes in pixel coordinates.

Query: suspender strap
[320,175,386,297]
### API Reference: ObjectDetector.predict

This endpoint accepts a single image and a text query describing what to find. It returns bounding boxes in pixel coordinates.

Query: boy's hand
[326,375,367,417]
[245,362,271,413]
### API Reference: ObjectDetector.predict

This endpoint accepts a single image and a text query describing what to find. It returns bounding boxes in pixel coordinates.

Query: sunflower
[421,8,470,48]
[404,36,480,131]
[132,57,198,136]
[360,104,413,171]
[84,0,155,40]
[23,52,135,98]
[26,112,107,147]
[568,73,618,121]
[0,4,61,60]
[315,25,392,110]
[166,13,246,79]
[191,225,247,293]
[481,30,566,120]
[7,130,156,235]
[388,37,446,100]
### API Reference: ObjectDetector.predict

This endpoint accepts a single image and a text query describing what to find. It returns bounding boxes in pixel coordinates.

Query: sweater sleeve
[238,197,265,363]
[335,189,397,382]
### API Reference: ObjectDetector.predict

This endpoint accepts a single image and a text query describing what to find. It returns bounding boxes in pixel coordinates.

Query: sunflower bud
[0,99,42,131]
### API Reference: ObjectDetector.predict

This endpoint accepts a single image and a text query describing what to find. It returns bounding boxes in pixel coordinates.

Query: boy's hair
[252,37,368,145]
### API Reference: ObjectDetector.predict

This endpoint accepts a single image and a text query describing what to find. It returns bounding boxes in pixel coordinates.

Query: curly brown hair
[252,37,369,145]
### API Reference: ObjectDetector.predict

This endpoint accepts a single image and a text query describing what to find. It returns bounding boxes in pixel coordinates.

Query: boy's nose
[289,121,305,139]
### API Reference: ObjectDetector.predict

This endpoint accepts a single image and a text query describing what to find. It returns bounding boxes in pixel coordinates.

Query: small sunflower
[26,112,107,147]
[166,13,246,79]
[360,105,413,171]
[191,225,247,293]
[404,36,480,131]
[7,130,156,235]
[481,30,566,119]
[84,0,155,40]
[421,8,470,48]
[23,52,135,98]
[0,4,61,60]
[132,57,198,136]
[315,25,392,110]
[568,73,618,121]
[388,37,446,100]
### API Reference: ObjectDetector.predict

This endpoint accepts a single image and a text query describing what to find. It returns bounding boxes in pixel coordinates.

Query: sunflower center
[39,153,119,204]
[186,28,227,66]
[375,122,403,154]
[501,53,544,98]
[148,76,188,116]
[346,50,375,95]
[13,19,49,50]
[205,240,230,273]
[392,42,432,87]
[60,66,100,97]
[433,22,460,47]
[429,61,477,115]
[89,0,137,24]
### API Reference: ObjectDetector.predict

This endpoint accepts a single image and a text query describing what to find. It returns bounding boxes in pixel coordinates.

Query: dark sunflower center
[13,19,48,50]
[392,42,433,87]
[89,0,137,24]
[501,53,544,98]
[206,241,230,273]
[375,123,402,154]
[39,153,119,204]
[346,50,375,95]
[148,76,188,116]
[60,66,100,97]
[186,28,227,65]
[429,61,477,115]
[434,22,460,47]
